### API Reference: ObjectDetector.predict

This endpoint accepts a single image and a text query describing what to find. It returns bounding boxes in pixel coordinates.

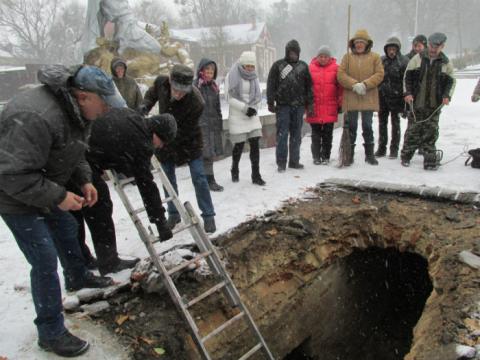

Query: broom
[338,5,352,167]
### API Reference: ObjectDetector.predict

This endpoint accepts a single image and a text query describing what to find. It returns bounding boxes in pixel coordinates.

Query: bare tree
[133,0,176,26]
[174,0,255,28]
[0,0,60,62]
[0,0,86,64]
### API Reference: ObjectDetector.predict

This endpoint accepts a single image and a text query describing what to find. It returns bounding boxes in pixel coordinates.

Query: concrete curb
[320,178,480,205]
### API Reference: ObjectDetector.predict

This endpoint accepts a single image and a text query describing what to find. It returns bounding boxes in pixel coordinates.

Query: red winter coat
[306,57,343,124]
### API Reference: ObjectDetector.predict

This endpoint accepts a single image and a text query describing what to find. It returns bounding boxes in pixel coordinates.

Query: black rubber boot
[38,331,89,357]
[250,138,266,185]
[231,142,243,182]
[99,258,140,276]
[364,144,379,165]
[206,174,224,191]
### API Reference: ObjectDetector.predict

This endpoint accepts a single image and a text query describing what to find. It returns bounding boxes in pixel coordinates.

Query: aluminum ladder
[106,161,274,360]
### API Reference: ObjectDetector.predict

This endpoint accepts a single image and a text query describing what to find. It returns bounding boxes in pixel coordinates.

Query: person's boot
[374,146,387,158]
[423,150,442,170]
[250,145,266,185]
[231,143,243,182]
[364,144,379,165]
[206,174,224,192]
[388,147,399,159]
[98,258,140,276]
[84,256,98,270]
[321,147,331,165]
[156,217,173,242]
[65,271,114,291]
[38,331,89,357]
[401,158,411,167]
[203,216,216,233]
[166,213,181,229]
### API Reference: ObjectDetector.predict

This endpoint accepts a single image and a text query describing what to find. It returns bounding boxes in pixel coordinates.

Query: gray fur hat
[316,46,332,57]
[428,32,447,46]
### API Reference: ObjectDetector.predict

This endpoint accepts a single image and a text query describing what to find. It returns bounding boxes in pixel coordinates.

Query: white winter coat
[227,78,262,135]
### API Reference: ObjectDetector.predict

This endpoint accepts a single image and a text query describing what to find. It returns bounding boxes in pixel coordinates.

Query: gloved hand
[400,111,408,119]
[472,94,480,103]
[246,107,257,117]
[337,106,343,114]
[267,104,276,113]
[352,82,367,96]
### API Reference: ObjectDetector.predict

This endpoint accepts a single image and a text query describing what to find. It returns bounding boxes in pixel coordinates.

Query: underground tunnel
[284,247,433,360]
[86,185,480,360]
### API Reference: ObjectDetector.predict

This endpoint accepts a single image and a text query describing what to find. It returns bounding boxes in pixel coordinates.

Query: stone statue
[82,0,194,81]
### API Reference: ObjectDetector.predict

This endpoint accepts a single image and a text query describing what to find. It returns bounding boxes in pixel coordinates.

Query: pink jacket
[307,57,343,124]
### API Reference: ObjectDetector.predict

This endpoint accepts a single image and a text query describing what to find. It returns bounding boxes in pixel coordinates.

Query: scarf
[198,71,219,93]
[227,63,262,106]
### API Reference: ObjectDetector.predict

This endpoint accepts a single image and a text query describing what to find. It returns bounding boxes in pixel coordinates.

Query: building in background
[170,21,276,81]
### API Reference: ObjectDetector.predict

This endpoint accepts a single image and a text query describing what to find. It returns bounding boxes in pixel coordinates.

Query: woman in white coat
[226,51,266,186]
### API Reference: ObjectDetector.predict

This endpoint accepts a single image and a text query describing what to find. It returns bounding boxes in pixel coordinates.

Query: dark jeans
[347,111,374,145]
[161,157,215,218]
[310,123,334,160]
[275,105,305,166]
[378,104,401,152]
[2,209,88,341]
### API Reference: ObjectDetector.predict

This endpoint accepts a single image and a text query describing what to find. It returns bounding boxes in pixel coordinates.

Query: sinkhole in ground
[95,186,480,360]
[284,247,433,360]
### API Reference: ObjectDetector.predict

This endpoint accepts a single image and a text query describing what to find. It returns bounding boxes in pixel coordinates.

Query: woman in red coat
[306,46,343,164]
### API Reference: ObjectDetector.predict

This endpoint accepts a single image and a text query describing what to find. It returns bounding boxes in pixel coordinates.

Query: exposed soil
[90,185,480,360]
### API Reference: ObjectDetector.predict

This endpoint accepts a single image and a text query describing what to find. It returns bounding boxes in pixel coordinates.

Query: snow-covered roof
[170,22,267,45]
[0,65,25,72]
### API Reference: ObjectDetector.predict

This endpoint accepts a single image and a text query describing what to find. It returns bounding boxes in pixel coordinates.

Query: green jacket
[403,51,455,110]
[111,58,143,110]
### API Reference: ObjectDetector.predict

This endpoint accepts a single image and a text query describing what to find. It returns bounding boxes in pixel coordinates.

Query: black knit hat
[149,114,177,143]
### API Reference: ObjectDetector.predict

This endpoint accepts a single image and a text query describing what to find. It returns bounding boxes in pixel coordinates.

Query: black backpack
[465,148,480,168]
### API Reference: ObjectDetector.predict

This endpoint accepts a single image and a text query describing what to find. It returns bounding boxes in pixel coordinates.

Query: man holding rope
[401,32,455,170]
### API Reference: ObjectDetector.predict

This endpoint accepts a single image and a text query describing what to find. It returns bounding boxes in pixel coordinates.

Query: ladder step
[201,311,245,343]
[162,195,175,204]
[131,207,146,215]
[186,281,226,308]
[167,251,212,276]
[238,343,263,360]
[172,222,196,235]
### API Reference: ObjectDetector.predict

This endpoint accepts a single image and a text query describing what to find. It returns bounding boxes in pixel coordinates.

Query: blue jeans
[347,111,374,145]
[2,209,87,341]
[161,157,215,218]
[275,105,305,166]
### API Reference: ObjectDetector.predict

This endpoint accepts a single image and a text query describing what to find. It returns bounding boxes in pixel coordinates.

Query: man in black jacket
[376,37,409,159]
[140,64,216,233]
[267,39,314,172]
[0,65,123,357]
[72,110,177,276]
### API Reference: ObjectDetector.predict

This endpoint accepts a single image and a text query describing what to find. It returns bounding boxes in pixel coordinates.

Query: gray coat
[0,65,92,214]
[194,58,223,159]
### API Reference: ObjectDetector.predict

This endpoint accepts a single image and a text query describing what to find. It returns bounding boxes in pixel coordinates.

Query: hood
[37,64,86,128]
[110,57,127,78]
[285,39,301,60]
[196,58,217,80]
[349,29,373,53]
[384,36,402,56]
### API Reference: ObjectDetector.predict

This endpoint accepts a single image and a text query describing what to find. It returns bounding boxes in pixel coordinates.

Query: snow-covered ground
[1,78,479,359]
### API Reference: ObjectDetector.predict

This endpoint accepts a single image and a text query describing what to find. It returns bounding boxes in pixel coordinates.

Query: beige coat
[337,29,384,111]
